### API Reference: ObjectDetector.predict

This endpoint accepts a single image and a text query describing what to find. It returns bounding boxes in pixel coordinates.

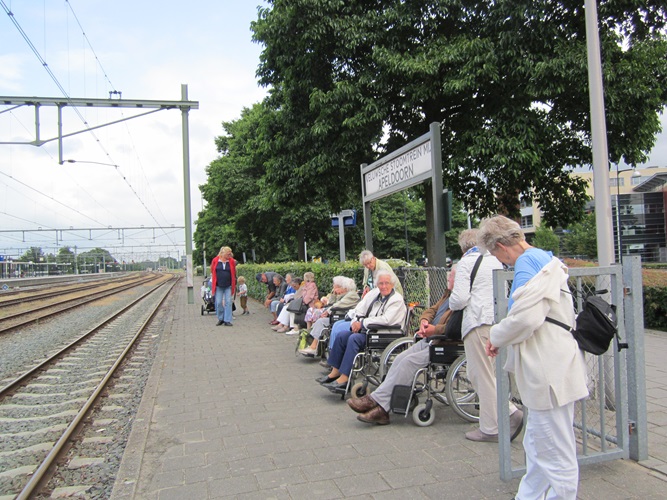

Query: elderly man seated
[256,271,278,309]
[317,270,406,394]
[345,270,456,424]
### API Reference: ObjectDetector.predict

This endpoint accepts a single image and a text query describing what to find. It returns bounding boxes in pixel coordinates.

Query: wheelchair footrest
[390,385,413,415]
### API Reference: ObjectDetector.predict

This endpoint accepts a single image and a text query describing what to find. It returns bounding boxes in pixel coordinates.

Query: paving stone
[156,481,208,500]
[109,288,667,500]
[209,473,258,496]
[334,471,392,496]
[254,466,307,489]
[286,479,343,499]
[379,465,438,489]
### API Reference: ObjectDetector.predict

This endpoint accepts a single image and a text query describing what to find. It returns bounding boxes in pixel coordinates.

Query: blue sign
[331,210,357,227]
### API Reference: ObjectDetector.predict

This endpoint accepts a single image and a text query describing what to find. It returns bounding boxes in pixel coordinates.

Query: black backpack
[545,295,628,355]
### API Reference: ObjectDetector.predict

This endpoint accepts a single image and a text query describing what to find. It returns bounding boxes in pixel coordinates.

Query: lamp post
[614,165,642,263]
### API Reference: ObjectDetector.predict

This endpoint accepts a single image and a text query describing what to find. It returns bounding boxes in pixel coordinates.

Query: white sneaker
[299,347,317,356]
[285,329,300,335]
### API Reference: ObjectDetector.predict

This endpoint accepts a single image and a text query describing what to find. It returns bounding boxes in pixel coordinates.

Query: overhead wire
[2,110,126,227]
[1,0,180,249]
[63,0,179,244]
[0,170,109,227]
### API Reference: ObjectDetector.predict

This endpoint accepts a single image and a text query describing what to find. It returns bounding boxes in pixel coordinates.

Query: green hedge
[644,287,667,331]
[237,262,366,302]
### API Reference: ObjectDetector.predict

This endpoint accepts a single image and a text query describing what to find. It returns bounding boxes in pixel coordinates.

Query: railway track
[0,275,178,498]
[0,274,163,334]
[0,274,137,308]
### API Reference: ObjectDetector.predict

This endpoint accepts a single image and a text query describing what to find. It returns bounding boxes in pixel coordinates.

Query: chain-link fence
[396,266,450,332]
[493,263,634,480]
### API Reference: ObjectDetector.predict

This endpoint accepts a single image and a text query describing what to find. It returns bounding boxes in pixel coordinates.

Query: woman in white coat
[449,229,523,442]
[480,215,588,500]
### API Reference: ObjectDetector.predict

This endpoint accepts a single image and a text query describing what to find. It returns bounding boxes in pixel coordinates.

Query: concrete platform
[111,280,667,499]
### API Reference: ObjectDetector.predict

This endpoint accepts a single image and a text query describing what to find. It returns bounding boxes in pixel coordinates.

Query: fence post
[492,269,520,481]
[624,255,648,461]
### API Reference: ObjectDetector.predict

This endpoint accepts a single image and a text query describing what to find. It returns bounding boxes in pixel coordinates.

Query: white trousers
[516,402,578,500]
[276,307,296,328]
[464,325,517,434]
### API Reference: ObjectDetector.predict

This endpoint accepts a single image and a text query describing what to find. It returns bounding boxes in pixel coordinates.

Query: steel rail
[14,276,179,499]
[0,274,137,307]
[0,276,175,398]
[0,275,162,334]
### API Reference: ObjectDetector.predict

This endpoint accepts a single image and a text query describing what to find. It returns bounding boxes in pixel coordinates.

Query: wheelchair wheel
[201,305,205,316]
[445,354,480,423]
[351,382,367,398]
[412,402,436,427]
[379,336,415,380]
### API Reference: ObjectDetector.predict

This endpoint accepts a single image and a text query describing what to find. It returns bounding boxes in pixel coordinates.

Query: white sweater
[449,250,503,338]
[490,257,589,410]
[349,287,407,330]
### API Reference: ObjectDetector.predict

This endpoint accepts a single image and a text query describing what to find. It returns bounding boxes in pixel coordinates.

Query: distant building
[521,166,667,262]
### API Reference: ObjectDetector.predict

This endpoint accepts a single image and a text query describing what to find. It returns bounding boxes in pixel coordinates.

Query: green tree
[562,213,598,260]
[252,0,667,228]
[18,247,44,263]
[444,200,478,262]
[57,247,76,274]
[532,225,560,255]
[77,248,117,273]
[195,102,300,264]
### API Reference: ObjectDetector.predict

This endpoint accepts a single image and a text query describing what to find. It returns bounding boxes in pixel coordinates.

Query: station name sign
[362,136,433,202]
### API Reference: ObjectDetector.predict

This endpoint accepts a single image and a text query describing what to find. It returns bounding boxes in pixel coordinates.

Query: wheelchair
[340,306,416,400]
[383,335,479,426]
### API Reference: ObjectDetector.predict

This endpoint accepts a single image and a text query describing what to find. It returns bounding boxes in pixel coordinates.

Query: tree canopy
[195,0,667,263]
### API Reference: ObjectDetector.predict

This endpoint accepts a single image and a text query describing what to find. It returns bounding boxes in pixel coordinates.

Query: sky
[0,0,268,264]
[1,1,666,265]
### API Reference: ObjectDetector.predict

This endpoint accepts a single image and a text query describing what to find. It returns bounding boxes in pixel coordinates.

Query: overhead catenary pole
[181,84,194,304]
[584,0,614,267]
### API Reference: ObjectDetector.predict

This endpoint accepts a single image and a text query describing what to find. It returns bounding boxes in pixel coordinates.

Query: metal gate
[493,256,647,480]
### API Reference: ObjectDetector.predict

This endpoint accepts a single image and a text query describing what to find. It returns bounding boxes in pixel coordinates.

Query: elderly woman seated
[272,277,302,332]
[317,270,406,393]
[298,276,360,356]
[268,274,288,324]
[274,273,297,317]
[273,272,319,334]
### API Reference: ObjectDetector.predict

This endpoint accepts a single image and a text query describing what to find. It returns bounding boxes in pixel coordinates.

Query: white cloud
[0,1,268,260]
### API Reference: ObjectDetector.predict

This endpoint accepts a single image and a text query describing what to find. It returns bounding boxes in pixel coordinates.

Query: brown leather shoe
[357,405,390,425]
[347,394,378,414]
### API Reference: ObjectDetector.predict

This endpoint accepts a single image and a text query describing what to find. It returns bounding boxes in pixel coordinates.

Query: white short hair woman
[481,215,588,500]
[298,276,360,356]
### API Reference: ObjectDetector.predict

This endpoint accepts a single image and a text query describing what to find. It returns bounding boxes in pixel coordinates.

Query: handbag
[443,254,484,341]
[545,294,627,355]
[286,297,304,313]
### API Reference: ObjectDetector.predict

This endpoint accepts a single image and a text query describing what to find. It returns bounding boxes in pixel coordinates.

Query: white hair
[358,250,374,265]
[375,269,396,285]
[341,276,357,292]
